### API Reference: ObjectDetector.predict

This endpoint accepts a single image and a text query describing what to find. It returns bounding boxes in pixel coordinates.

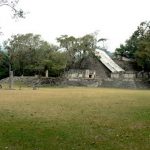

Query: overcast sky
[0,0,150,51]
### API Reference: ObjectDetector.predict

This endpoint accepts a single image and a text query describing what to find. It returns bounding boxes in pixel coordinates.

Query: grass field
[0,88,150,150]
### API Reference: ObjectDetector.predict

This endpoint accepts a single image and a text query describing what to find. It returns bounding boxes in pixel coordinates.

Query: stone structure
[111,73,120,79]
[63,50,150,89]
[95,49,124,73]
[66,69,96,79]
[0,50,149,89]
[123,72,136,79]
[111,71,136,79]
[9,71,14,89]
[45,70,49,78]
[67,55,111,79]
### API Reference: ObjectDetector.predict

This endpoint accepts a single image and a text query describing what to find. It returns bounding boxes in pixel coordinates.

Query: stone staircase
[101,79,137,89]
[95,49,124,73]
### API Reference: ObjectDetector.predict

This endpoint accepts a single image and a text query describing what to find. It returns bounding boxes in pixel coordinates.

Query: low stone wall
[0,76,64,87]
[62,78,101,87]
[62,78,150,89]
[101,79,137,88]
[0,76,149,89]
[136,72,150,78]
[111,71,150,80]
[111,73,120,79]
[123,73,136,79]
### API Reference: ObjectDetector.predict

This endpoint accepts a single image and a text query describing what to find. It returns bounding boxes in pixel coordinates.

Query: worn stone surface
[101,79,137,89]
[72,55,111,78]
[0,76,150,89]
[62,78,150,89]
[62,78,101,87]
[113,59,137,71]
[66,69,96,79]
[0,76,63,87]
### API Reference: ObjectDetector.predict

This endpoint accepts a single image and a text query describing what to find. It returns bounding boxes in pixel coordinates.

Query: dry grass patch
[0,88,150,150]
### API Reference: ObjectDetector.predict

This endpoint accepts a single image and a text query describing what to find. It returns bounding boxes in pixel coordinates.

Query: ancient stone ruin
[0,49,149,89]
[64,49,150,88]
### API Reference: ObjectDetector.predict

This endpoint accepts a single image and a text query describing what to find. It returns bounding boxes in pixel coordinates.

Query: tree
[42,51,67,76]
[134,22,150,70]
[0,0,25,18]
[115,29,140,58]
[57,33,100,68]
[0,48,9,79]
[0,0,25,88]
[4,34,49,75]
[57,35,78,67]
[79,34,97,55]
[3,33,68,77]
[115,21,150,71]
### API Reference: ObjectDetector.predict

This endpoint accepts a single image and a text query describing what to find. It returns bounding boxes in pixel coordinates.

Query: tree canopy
[0,0,25,18]
[1,33,67,78]
[0,48,9,79]
[0,32,104,79]
[57,33,100,69]
[115,21,150,71]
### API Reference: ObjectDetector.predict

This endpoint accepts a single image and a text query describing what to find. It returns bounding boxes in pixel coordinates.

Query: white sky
[0,0,150,52]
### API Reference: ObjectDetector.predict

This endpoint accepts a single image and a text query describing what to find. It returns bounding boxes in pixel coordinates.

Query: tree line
[1,21,150,79]
[0,33,101,79]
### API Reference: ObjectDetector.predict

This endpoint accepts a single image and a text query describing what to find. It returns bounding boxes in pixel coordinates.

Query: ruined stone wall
[65,69,96,79]
[0,76,63,87]
[72,55,111,78]
[62,78,150,89]
[0,76,149,89]
[111,71,150,80]
[113,59,137,71]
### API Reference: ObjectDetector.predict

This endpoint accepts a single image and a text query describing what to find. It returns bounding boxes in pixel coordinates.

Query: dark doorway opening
[89,74,92,78]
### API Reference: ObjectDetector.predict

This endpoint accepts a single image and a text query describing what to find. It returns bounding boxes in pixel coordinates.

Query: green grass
[0,88,150,150]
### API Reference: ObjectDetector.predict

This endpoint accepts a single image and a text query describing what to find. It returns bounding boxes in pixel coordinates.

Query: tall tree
[0,48,9,79]
[134,22,150,70]
[79,34,97,55]
[3,33,67,77]
[57,33,99,68]
[115,21,150,71]
[4,34,50,75]
[0,0,25,88]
